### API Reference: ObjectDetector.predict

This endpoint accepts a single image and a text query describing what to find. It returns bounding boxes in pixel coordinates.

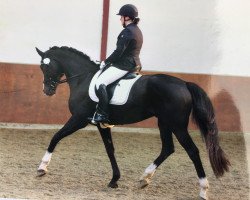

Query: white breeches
[95,66,128,89]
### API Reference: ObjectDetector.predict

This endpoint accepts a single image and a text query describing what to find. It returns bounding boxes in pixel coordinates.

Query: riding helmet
[117,4,138,19]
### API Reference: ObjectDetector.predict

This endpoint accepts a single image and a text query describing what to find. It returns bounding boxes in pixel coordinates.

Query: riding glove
[100,61,106,70]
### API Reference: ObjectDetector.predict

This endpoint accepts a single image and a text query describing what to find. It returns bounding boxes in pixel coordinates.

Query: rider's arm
[105,28,133,64]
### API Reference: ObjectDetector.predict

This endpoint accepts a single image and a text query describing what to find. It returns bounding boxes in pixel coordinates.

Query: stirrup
[93,113,110,123]
[88,112,110,124]
[88,117,98,125]
[88,112,98,125]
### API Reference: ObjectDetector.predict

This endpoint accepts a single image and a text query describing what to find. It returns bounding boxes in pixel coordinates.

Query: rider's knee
[96,81,106,89]
[98,84,107,90]
[96,81,107,90]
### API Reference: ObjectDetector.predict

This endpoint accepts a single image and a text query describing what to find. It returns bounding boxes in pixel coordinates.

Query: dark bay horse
[36,46,230,199]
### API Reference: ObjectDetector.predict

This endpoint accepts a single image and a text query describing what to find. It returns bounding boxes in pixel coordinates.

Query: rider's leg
[95,66,128,89]
[94,84,110,122]
[93,66,128,123]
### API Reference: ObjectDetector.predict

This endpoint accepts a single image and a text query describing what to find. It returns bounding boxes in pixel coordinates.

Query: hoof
[108,182,118,188]
[138,171,155,189]
[199,189,208,200]
[199,178,209,199]
[37,169,47,177]
[138,179,150,189]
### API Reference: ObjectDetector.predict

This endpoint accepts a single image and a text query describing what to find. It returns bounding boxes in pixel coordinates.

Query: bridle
[43,72,86,92]
[43,72,86,94]
[41,58,85,87]
[57,73,86,84]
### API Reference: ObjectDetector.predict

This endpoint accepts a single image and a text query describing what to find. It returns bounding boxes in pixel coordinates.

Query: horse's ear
[36,47,45,57]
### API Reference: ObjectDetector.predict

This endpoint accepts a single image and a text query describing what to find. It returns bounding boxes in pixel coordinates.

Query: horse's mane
[49,46,98,66]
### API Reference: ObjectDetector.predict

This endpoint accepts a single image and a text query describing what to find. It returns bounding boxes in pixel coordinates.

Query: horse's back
[146,73,187,88]
[145,74,193,126]
[137,74,191,101]
[109,74,192,125]
[135,74,192,121]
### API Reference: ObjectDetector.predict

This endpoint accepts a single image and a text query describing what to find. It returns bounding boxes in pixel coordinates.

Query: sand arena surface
[0,127,249,199]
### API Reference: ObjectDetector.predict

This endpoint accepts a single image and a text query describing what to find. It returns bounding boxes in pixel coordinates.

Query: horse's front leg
[37,114,88,176]
[97,125,120,188]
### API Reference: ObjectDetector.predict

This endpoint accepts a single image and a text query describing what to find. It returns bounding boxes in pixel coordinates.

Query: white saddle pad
[88,70,142,105]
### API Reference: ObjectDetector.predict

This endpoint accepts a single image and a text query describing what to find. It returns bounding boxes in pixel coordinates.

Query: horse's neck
[56,51,99,98]
[67,70,96,104]
[63,60,98,95]
[62,57,98,79]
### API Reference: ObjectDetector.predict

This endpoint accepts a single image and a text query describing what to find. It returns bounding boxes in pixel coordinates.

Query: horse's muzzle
[43,88,56,96]
[43,84,56,96]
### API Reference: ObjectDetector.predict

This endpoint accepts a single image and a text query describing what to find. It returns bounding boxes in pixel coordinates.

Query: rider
[91,4,143,124]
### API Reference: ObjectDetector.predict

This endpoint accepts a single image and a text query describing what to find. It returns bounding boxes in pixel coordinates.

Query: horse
[35,46,230,199]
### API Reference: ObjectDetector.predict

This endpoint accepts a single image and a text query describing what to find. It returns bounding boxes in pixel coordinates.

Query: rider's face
[120,16,125,25]
[120,16,130,26]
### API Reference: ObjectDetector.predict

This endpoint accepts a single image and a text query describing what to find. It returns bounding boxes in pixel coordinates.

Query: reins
[57,73,86,84]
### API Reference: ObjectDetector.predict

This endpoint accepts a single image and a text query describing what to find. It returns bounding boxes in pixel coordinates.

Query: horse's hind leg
[37,114,88,176]
[97,125,120,188]
[139,119,174,188]
[173,127,209,199]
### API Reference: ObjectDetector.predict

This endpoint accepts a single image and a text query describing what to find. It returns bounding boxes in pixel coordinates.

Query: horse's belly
[109,105,153,125]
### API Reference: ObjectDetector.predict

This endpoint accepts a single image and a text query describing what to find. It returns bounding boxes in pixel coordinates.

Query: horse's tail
[186,82,230,177]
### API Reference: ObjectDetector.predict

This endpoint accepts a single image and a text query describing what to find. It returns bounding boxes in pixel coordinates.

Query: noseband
[43,73,86,91]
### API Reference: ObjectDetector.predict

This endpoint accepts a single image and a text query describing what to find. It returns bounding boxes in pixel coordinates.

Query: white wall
[215,0,250,76]
[0,0,103,64]
[0,0,250,77]
[108,0,250,77]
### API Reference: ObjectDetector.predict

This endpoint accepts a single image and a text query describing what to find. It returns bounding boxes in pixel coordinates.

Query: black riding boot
[92,84,110,123]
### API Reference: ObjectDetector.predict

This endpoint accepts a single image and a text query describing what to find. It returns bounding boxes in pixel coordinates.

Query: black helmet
[117,4,138,19]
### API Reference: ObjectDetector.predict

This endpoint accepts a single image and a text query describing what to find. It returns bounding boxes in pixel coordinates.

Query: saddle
[88,69,142,105]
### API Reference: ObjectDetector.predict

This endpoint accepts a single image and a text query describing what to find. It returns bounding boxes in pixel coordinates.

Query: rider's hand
[100,61,106,70]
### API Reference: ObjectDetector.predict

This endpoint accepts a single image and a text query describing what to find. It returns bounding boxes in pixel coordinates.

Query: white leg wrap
[139,163,157,188]
[199,177,209,199]
[38,151,52,171]
[42,151,52,163]
[140,163,157,181]
[145,163,157,174]
[38,161,49,172]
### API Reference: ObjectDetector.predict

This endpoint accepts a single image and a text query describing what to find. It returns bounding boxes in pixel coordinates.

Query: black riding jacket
[105,23,143,72]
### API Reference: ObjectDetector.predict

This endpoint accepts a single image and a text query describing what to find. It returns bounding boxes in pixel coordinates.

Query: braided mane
[49,46,98,66]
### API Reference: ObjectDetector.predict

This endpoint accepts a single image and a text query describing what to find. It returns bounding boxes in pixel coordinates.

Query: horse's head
[36,47,64,96]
